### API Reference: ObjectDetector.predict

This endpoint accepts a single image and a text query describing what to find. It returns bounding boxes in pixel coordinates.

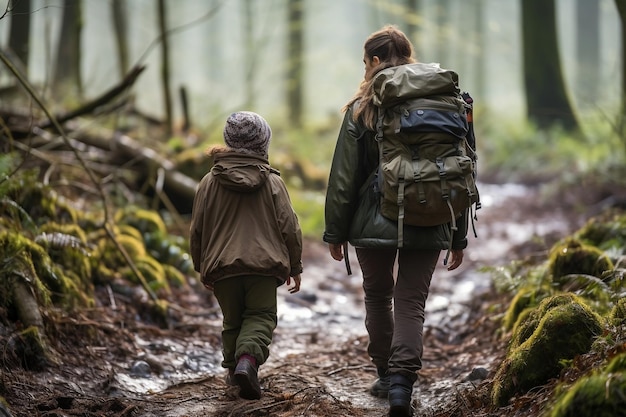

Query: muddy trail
[1,182,592,417]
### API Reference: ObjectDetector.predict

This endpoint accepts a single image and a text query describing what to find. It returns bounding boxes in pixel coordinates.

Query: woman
[323,25,467,416]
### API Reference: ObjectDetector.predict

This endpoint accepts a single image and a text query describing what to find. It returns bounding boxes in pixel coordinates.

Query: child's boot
[234,354,261,400]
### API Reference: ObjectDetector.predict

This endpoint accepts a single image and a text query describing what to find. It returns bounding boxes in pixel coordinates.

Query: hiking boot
[388,373,414,416]
[234,354,261,400]
[369,368,390,398]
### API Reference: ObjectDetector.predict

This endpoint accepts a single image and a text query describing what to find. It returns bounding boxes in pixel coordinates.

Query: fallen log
[79,130,199,206]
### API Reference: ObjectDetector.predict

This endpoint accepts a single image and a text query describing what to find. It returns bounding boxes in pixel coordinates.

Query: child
[190,111,303,400]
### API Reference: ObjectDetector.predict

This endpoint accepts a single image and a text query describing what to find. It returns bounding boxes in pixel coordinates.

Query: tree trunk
[8,0,31,72]
[111,0,129,79]
[576,0,600,104]
[243,0,256,109]
[521,0,579,131]
[472,0,486,103]
[287,0,304,128]
[404,0,422,57]
[157,0,173,137]
[434,0,452,66]
[54,0,83,98]
[616,0,626,131]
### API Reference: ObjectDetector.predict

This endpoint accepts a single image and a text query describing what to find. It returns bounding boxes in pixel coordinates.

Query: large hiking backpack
[372,62,480,253]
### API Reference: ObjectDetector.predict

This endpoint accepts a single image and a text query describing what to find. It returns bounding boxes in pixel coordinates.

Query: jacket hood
[210,148,273,192]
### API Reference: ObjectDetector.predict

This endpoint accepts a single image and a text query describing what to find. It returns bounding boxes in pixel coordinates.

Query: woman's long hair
[343,25,416,130]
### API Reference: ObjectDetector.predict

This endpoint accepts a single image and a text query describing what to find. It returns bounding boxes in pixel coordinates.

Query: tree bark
[111,0,129,79]
[404,0,422,57]
[287,0,304,128]
[54,0,83,98]
[243,0,256,109]
[576,0,600,104]
[521,0,579,131]
[434,0,452,66]
[616,0,626,129]
[157,0,173,137]
[8,0,31,72]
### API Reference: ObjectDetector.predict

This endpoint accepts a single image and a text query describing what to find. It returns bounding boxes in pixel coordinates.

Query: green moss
[576,214,626,251]
[502,286,550,331]
[162,264,188,288]
[144,233,194,274]
[609,298,626,326]
[17,326,59,370]
[547,372,626,417]
[122,255,170,295]
[605,353,626,373]
[509,293,579,351]
[492,294,604,407]
[116,206,167,235]
[0,231,54,308]
[118,224,144,241]
[548,238,614,286]
[15,181,77,226]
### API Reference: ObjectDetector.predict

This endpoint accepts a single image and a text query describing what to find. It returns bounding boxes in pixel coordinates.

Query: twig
[326,364,371,376]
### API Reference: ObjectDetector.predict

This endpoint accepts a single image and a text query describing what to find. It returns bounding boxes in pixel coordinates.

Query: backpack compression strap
[376,110,405,248]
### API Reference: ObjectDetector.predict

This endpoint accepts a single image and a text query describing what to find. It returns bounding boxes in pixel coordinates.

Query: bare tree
[111,0,129,79]
[287,0,304,128]
[157,0,173,136]
[616,0,626,126]
[243,0,255,109]
[433,0,452,66]
[471,0,486,102]
[521,0,579,131]
[8,0,31,72]
[404,0,422,57]
[576,0,600,104]
[53,0,83,98]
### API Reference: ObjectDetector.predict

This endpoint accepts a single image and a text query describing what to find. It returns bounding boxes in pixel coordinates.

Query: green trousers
[213,275,278,369]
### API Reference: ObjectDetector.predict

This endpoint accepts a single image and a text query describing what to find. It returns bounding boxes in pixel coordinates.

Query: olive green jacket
[323,106,468,250]
[190,150,303,286]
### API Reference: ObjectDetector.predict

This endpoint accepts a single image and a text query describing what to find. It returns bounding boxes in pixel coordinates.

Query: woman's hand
[447,249,464,271]
[286,274,301,293]
[329,243,344,261]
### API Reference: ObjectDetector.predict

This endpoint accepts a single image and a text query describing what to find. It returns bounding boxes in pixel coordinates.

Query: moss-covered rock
[548,238,613,287]
[492,294,604,407]
[576,214,626,251]
[547,357,626,417]
[502,286,551,332]
[508,293,578,352]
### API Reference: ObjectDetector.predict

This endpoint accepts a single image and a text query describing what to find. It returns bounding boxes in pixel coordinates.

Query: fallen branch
[38,65,147,130]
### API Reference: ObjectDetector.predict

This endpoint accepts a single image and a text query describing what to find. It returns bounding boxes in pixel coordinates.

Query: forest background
[1,0,625,236]
[1,1,626,416]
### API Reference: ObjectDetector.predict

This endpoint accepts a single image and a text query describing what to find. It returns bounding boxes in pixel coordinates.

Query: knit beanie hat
[223,111,272,157]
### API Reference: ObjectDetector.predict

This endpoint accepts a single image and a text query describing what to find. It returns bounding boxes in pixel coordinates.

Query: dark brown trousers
[355,247,440,380]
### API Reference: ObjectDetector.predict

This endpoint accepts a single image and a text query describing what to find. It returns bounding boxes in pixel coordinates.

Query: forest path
[3,182,588,417]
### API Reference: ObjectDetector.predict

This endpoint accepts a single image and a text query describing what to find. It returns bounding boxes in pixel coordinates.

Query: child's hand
[286,274,301,293]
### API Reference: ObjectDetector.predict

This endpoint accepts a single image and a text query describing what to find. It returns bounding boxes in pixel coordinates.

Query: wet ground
[1,182,588,417]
